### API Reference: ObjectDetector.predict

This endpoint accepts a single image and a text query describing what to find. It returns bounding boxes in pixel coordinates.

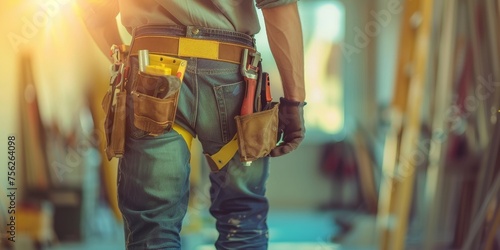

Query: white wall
[374,0,404,107]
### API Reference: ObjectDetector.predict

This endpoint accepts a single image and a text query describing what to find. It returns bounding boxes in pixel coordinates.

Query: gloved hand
[270,97,306,157]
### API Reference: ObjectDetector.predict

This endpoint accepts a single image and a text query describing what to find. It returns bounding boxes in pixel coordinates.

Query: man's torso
[119,0,260,35]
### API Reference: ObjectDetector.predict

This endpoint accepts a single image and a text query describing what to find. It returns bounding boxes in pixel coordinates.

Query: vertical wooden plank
[18,52,51,193]
[484,194,500,249]
[378,0,437,249]
[422,0,458,248]
[377,0,420,248]
[388,0,435,248]
[467,0,500,247]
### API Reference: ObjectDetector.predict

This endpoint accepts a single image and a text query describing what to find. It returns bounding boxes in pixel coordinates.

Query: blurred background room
[1,0,500,249]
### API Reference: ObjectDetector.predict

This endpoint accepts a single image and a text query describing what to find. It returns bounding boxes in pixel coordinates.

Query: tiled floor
[42,209,377,250]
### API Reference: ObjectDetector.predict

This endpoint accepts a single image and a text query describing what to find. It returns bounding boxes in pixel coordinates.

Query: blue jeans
[118,26,270,250]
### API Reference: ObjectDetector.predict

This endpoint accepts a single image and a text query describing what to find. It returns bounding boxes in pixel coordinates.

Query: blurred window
[256,1,345,141]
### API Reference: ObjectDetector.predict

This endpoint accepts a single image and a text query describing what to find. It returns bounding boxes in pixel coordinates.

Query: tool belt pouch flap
[131,72,181,136]
[102,89,127,160]
[235,103,279,162]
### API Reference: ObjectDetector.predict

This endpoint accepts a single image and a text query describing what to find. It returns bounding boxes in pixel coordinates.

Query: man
[80,1,306,249]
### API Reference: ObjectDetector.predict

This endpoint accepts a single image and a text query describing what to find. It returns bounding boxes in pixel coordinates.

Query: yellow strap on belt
[172,123,239,171]
[178,37,219,60]
[204,134,239,171]
[172,123,193,150]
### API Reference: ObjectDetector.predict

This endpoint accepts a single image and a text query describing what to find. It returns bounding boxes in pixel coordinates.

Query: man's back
[119,0,261,35]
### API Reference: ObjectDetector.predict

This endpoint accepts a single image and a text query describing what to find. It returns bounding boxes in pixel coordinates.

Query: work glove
[270,97,307,157]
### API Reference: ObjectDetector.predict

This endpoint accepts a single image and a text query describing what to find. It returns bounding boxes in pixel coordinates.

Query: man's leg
[118,127,191,250]
[193,58,271,249]
[208,156,270,250]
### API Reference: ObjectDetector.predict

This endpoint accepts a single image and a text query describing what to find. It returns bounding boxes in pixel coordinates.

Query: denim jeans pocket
[212,80,245,143]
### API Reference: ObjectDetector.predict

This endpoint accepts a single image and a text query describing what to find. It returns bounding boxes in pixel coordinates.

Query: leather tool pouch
[234,102,279,162]
[102,80,127,160]
[130,72,181,136]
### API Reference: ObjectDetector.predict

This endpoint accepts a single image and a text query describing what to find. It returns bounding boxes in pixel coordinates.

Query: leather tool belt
[129,36,255,65]
[102,45,128,160]
[102,26,278,169]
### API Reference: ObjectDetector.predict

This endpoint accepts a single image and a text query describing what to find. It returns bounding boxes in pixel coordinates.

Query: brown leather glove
[270,97,306,157]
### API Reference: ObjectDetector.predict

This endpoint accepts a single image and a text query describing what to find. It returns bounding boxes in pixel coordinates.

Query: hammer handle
[241,78,257,116]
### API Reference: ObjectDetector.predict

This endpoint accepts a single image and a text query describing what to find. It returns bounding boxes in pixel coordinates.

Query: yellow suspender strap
[172,123,193,150]
[204,134,239,171]
[172,123,239,171]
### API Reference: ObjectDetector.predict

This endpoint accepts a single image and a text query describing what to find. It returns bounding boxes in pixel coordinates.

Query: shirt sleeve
[255,0,298,9]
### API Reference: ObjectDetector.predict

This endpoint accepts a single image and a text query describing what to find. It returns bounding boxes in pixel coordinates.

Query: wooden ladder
[376,0,436,249]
